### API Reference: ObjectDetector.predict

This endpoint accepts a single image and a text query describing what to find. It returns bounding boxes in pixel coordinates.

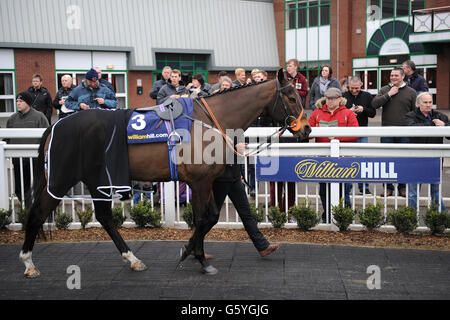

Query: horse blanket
[47,108,134,201]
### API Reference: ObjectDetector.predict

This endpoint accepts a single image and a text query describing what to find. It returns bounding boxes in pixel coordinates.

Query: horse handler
[212,143,280,257]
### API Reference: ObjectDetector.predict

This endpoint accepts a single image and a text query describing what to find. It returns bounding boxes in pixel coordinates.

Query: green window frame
[367,0,425,20]
[285,0,330,30]
[154,53,208,83]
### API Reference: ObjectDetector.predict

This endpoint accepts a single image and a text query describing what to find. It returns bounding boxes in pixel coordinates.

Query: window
[285,0,329,29]
[382,0,394,19]
[396,0,409,17]
[0,72,15,113]
[320,0,330,25]
[154,53,209,84]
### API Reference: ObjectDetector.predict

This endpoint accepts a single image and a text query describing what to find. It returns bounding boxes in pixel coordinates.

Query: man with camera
[65,68,117,111]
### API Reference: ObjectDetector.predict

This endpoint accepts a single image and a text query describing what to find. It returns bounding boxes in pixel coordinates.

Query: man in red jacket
[308,88,359,222]
[286,58,308,108]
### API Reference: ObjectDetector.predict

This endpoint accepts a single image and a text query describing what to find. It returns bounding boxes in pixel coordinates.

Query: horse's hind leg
[20,191,60,278]
[93,200,147,271]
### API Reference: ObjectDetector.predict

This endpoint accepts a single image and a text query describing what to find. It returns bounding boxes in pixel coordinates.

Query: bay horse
[20,68,311,277]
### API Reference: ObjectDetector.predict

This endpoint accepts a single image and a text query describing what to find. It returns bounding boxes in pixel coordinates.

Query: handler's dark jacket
[343,90,376,127]
[404,107,450,144]
[27,86,53,122]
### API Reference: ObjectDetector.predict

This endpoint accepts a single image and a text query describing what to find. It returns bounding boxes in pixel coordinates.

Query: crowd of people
[5,58,448,231]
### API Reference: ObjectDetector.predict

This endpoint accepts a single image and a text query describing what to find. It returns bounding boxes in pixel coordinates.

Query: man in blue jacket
[402,60,428,93]
[150,66,172,100]
[65,68,117,111]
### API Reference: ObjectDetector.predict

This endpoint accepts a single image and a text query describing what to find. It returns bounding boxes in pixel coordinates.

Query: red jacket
[285,71,308,97]
[308,98,359,143]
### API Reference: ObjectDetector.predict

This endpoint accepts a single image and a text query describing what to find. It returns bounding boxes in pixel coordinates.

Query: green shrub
[0,208,12,229]
[425,203,448,235]
[76,208,93,229]
[182,202,194,229]
[358,203,385,231]
[388,206,418,234]
[250,204,265,223]
[111,206,125,229]
[55,211,72,230]
[289,200,319,231]
[129,200,162,228]
[332,198,355,232]
[268,206,287,228]
[17,206,30,230]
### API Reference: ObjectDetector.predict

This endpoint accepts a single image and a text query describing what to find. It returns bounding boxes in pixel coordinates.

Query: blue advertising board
[256,157,440,184]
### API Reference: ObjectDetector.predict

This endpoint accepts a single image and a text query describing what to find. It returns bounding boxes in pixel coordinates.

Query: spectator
[150,66,172,100]
[209,71,229,94]
[285,58,308,109]
[212,76,233,94]
[247,69,260,84]
[402,60,428,93]
[372,67,416,197]
[156,69,189,104]
[27,74,53,124]
[308,88,359,222]
[404,92,448,212]
[213,143,280,257]
[65,68,117,111]
[53,74,76,119]
[343,76,376,199]
[233,68,247,87]
[309,65,342,110]
[340,76,349,93]
[186,73,211,98]
[7,91,49,209]
[94,67,115,94]
[258,70,268,81]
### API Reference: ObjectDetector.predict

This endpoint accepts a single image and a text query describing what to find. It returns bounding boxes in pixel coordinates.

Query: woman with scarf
[309,65,342,110]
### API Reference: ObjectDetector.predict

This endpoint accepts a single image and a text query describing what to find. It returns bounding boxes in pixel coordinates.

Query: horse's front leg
[20,191,60,278]
[93,200,147,272]
[181,185,220,275]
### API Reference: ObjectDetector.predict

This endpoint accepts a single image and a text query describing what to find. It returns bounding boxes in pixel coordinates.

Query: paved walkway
[0,240,449,300]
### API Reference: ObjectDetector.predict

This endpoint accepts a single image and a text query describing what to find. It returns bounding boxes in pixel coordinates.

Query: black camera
[90,95,97,103]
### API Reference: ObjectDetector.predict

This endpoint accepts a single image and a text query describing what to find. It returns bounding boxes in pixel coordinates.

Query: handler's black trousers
[213,179,270,252]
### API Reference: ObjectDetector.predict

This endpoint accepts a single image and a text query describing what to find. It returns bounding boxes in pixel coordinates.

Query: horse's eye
[288,97,296,103]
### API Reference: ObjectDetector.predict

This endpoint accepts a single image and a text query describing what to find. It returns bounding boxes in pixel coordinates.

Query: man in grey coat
[7,91,49,208]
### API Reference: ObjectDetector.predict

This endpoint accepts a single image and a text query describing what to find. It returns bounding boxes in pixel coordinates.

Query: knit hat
[324,87,342,99]
[16,91,33,106]
[85,68,98,81]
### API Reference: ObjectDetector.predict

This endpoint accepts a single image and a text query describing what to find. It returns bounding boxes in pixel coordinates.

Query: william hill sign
[256,157,440,184]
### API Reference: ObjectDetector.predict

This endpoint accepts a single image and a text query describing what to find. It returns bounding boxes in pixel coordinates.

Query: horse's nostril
[305,126,312,135]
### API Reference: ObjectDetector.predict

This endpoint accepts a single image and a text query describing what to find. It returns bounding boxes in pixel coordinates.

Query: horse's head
[266,68,311,141]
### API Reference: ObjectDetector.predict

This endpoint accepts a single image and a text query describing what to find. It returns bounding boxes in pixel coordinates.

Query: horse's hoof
[131,260,147,271]
[25,268,40,278]
[179,245,190,262]
[202,265,218,275]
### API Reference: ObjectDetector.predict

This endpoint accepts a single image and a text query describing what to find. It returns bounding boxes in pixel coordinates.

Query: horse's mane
[205,79,269,98]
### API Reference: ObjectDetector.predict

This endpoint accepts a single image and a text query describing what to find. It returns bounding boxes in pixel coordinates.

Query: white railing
[413,6,450,32]
[1,127,450,232]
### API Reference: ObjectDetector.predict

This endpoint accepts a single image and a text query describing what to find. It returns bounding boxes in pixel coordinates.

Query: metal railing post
[163,181,175,227]
[0,142,9,210]
[330,139,340,231]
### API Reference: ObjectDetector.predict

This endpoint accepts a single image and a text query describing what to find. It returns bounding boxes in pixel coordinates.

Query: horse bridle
[272,78,305,133]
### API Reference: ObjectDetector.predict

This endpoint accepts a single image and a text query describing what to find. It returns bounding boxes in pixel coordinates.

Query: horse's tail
[32,125,52,205]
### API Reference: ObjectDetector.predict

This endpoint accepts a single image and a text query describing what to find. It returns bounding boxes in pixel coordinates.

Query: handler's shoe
[259,244,281,257]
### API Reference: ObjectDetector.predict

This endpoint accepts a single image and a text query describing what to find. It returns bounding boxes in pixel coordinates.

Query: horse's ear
[277,68,285,83]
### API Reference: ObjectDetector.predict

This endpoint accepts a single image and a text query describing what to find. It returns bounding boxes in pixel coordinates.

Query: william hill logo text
[294,159,398,182]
